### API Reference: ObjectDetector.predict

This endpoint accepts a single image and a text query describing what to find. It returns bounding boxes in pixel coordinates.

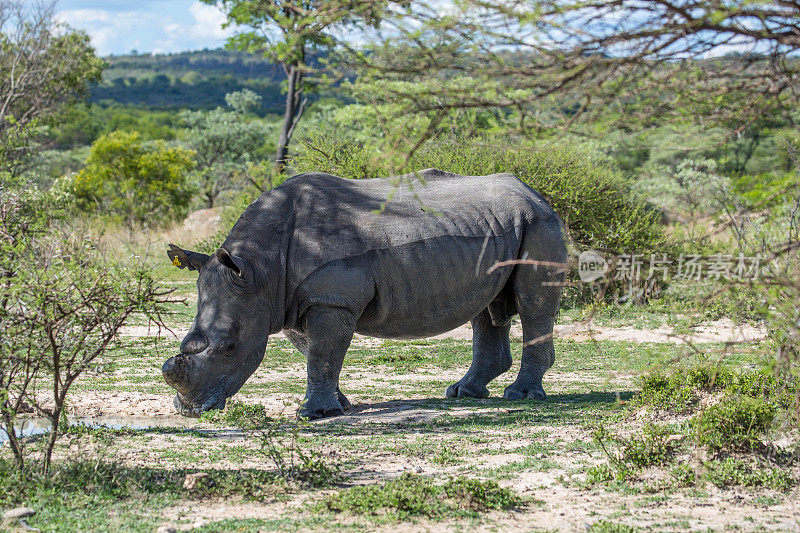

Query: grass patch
[586,519,637,532]
[201,401,341,487]
[703,458,795,491]
[591,424,682,481]
[636,364,798,414]
[321,473,520,522]
[0,457,291,531]
[692,395,776,452]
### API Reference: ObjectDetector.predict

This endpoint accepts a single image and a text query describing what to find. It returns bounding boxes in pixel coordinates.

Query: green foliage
[208,1,389,69]
[293,135,666,253]
[0,13,105,135]
[587,363,798,489]
[0,457,292,509]
[92,73,284,113]
[637,365,734,413]
[591,424,681,481]
[0,116,40,182]
[201,400,272,430]
[703,458,795,491]
[202,401,340,487]
[66,131,196,230]
[670,464,697,487]
[182,90,272,207]
[322,473,520,521]
[207,0,397,169]
[586,463,616,484]
[692,395,776,452]
[732,172,797,206]
[586,520,637,533]
[636,364,797,414]
[633,159,731,219]
[91,49,289,111]
[47,104,185,148]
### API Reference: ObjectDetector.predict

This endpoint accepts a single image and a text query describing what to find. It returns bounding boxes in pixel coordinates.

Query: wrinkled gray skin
[163,169,567,419]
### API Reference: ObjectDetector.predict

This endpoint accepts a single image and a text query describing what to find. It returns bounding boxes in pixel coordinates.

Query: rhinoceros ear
[167,244,210,272]
[216,247,251,280]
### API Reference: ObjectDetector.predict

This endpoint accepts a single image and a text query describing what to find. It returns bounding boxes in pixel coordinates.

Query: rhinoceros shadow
[311,391,635,432]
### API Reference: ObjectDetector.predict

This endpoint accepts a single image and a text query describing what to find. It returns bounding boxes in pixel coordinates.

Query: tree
[203,0,403,172]
[182,90,269,207]
[0,184,176,474]
[351,0,800,137]
[0,0,105,146]
[68,131,196,233]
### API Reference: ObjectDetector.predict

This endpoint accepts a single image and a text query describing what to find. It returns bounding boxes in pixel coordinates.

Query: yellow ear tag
[172,257,182,267]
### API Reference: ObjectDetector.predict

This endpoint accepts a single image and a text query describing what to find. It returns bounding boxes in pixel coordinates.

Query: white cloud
[188,1,232,40]
[55,8,112,26]
[54,1,234,56]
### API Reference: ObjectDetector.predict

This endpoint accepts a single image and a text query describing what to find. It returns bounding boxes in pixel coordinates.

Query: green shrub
[292,135,665,254]
[586,463,616,484]
[692,395,776,452]
[322,473,519,521]
[670,464,697,487]
[202,401,340,487]
[65,130,196,231]
[638,364,797,414]
[0,457,292,508]
[633,159,731,220]
[591,424,681,481]
[703,458,795,490]
[201,400,271,430]
[637,365,734,413]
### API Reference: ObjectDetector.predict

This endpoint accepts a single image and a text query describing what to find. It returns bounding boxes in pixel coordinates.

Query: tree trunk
[43,404,61,475]
[275,63,309,173]
[2,414,24,471]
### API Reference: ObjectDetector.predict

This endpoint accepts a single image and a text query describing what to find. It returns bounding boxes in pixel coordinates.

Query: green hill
[88,49,286,113]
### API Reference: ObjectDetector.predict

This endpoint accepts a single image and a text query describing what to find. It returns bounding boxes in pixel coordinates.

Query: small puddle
[0,416,198,444]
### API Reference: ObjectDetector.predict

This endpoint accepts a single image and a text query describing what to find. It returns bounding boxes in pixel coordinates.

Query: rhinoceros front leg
[446,308,512,398]
[284,328,351,411]
[298,306,356,420]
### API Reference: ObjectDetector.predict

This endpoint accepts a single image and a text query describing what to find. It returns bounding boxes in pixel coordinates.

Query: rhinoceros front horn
[162,356,191,392]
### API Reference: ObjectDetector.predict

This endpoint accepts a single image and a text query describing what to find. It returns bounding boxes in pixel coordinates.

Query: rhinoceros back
[257,169,558,336]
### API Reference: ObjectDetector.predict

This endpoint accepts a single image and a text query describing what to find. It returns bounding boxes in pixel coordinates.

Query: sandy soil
[25,308,788,532]
[120,317,767,344]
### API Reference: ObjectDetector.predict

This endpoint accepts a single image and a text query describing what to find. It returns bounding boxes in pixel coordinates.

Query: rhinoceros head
[162,244,269,416]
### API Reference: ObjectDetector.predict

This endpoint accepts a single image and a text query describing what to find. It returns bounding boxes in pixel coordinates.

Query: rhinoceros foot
[503,383,546,401]
[337,388,351,411]
[299,393,347,420]
[445,380,490,399]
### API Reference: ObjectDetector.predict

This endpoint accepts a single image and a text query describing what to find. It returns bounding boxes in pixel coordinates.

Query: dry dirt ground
[13,311,790,533]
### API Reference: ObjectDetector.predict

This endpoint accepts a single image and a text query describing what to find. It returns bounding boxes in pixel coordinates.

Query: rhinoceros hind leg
[446,308,512,399]
[504,223,565,401]
[298,306,355,420]
[503,312,556,400]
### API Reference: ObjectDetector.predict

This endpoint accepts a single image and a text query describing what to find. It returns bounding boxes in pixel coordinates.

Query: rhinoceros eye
[215,338,236,356]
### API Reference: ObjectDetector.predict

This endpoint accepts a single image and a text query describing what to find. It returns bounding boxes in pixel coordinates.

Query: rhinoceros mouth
[173,392,227,417]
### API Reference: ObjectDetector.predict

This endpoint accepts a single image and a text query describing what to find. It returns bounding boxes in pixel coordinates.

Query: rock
[156,527,177,533]
[3,507,36,521]
[665,434,686,446]
[182,208,221,239]
[183,472,209,491]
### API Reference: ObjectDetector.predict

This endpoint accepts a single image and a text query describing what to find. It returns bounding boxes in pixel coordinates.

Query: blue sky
[55,1,235,56]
